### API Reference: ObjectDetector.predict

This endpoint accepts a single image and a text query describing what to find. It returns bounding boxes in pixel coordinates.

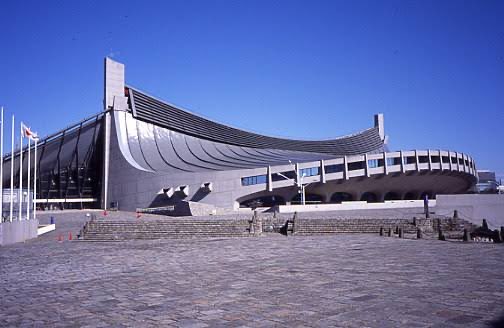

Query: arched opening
[330,192,354,203]
[404,192,417,200]
[239,195,286,208]
[384,192,401,201]
[360,192,379,203]
[291,193,323,204]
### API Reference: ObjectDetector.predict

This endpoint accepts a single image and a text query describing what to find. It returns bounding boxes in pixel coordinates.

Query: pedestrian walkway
[1,212,503,327]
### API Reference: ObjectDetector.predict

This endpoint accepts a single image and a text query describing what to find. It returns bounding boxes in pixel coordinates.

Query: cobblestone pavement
[1,212,504,327]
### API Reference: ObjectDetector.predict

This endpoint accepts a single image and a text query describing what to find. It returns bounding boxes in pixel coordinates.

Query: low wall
[0,219,39,246]
[435,194,504,229]
[276,200,435,213]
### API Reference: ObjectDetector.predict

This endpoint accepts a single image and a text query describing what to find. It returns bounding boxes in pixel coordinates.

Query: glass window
[368,159,379,168]
[325,164,344,174]
[300,167,319,177]
[241,175,267,186]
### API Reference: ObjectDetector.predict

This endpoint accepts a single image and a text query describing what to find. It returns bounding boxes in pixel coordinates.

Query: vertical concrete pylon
[374,113,385,141]
[102,57,126,210]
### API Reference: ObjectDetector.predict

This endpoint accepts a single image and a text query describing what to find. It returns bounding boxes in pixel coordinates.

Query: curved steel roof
[127,87,385,156]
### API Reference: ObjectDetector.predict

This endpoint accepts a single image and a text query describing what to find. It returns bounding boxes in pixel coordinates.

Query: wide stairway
[292,216,476,236]
[79,218,253,241]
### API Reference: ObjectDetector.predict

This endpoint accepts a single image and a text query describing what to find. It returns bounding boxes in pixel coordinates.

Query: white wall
[435,194,504,229]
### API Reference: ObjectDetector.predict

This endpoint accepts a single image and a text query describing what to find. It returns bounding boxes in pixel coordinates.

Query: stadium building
[1,58,478,214]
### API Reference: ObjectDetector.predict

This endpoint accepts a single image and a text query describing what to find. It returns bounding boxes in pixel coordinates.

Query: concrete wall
[435,194,504,229]
[0,219,39,246]
[276,200,434,213]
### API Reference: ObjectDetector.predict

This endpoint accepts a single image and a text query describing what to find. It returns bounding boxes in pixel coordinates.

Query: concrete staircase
[78,212,478,241]
[291,216,476,236]
[79,218,253,241]
[293,218,417,235]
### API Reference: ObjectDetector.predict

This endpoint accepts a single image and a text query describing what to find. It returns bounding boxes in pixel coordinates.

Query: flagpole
[18,122,23,221]
[34,139,37,220]
[27,137,31,220]
[9,115,14,222]
[0,107,3,222]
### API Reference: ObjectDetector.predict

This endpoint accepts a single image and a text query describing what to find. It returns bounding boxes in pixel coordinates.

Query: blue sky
[0,0,503,179]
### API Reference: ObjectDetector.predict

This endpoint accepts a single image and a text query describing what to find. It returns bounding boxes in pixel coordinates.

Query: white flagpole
[34,139,37,220]
[27,137,31,220]
[18,122,23,221]
[0,107,3,222]
[9,115,14,222]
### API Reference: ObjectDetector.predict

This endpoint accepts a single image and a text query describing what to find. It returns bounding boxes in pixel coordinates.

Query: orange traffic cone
[103,210,108,216]
[58,234,63,242]
[68,232,73,241]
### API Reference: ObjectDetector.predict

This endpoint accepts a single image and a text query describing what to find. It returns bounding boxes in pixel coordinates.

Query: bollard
[395,226,399,235]
[423,195,430,218]
[493,230,502,243]
[438,229,445,241]
[379,227,384,236]
[417,228,422,239]
[388,228,392,237]
[453,210,459,220]
[50,216,55,225]
[482,219,489,231]
[398,228,403,238]
[463,229,469,242]
[291,212,298,234]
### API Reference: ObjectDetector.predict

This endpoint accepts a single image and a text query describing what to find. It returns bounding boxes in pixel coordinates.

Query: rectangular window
[387,157,401,166]
[325,164,344,174]
[405,156,416,164]
[348,161,364,171]
[300,167,319,177]
[368,159,380,168]
[241,174,267,186]
[418,156,429,164]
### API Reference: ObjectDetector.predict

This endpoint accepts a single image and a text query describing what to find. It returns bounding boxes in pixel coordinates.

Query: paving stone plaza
[1,212,504,327]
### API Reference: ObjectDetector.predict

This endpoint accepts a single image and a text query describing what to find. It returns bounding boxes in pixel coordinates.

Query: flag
[21,122,39,140]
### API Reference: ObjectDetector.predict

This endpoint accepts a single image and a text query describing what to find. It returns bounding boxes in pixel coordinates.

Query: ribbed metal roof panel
[129,87,384,156]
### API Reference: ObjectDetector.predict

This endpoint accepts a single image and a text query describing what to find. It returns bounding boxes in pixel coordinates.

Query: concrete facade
[0,58,479,214]
[0,219,39,246]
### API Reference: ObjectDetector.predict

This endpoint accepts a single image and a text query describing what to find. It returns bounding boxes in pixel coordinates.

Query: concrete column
[344,156,349,180]
[374,113,385,141]
[267,166,272,192]
[320,159,326,183]
[101,113,111,210]
[364,154,370,177]
[456,152,461,171]
[400,151,405,173]
[383,152,388,175]
[415,150,420,172]
[448,151,453,171]
[103,57,127,210]
[439,149,443,170]
[295,163,300,187]
[428,150,432,171]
